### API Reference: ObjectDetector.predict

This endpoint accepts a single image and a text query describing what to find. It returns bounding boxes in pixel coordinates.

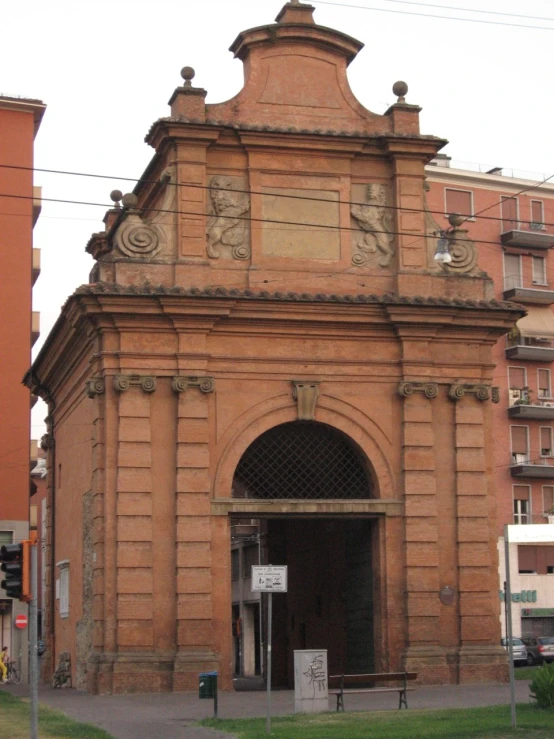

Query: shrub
[530,662,554,709]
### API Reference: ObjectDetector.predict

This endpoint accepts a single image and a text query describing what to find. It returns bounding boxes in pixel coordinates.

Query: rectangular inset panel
[261,187,340,260]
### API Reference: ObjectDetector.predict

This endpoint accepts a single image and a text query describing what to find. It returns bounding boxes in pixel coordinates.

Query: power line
[3,162,554,228]
[365,0,554,23]
[311,0,554,30]
[0,189,543,250]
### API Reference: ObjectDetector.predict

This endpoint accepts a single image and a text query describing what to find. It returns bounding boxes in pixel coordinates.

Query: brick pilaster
[401,387,449,682]
[173,381,219,689]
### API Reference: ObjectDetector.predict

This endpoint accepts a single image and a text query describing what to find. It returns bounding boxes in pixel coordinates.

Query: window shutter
[514,485,530,501]
[445,189,472,217]
[511,427,528,454]
[509,367,526,388]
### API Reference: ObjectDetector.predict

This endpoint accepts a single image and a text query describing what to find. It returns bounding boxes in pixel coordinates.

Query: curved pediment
[207,1,391,134]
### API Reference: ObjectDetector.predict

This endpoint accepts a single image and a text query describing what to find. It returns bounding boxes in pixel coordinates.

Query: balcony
[32,186,42,226]
[510,454,554,479]
[505,307,554,361]
[506,335,554,362]
[501,223,554,250]
[508,392,554,420]
[503,286,554,305]
[31,311,40,346]
[32,248,41,286]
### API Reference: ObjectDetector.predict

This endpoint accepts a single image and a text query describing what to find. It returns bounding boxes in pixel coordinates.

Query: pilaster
[400,382,449,683]
[172,376,221,689]
[452,390,507,682]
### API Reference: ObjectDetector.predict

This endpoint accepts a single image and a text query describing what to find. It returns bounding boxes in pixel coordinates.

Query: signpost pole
[30,538,38,739]
[266,591,272,737]
[504,524,516,730]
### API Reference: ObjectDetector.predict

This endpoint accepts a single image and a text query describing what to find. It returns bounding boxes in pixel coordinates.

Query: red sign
[15,614,27,629]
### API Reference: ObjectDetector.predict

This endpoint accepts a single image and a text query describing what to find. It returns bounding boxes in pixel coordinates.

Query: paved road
[4,679,533,739]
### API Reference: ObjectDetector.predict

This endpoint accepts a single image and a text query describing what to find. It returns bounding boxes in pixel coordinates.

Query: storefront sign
[522,608,554,617]
[499,589,537,603]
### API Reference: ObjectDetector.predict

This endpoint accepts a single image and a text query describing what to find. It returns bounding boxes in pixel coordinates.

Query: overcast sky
[3,0,554,436]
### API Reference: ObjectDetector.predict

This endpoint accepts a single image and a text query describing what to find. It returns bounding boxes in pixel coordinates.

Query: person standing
[0,645,8,683]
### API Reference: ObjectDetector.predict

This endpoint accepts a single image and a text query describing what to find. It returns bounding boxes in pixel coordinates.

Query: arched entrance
[230,421,376,687]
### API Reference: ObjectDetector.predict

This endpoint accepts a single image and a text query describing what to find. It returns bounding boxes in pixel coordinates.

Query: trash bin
[199,671,218,699]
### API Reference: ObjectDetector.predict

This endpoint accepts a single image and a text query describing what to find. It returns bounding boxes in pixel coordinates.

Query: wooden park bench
[328,671,418,712]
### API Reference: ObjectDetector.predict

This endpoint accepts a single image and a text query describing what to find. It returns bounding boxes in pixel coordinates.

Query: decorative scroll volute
[448,384,491,402]
[292,380,320,421]
[86,378,105,398]
[172,376,215,394]
[113,375,157,393]
[398,381,438,399]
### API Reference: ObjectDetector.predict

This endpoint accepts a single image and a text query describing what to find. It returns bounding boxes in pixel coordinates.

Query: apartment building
[426,160,554,641]
[0,94,45,665]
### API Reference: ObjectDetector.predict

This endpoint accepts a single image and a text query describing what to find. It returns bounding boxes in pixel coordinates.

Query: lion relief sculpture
[206,175,250,260]
[351,184,394,268]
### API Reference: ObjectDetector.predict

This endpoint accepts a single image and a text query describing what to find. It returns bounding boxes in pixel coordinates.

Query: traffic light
[0,541,30,601]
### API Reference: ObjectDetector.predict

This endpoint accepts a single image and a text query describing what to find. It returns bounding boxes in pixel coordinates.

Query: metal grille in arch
[232,421,372,500]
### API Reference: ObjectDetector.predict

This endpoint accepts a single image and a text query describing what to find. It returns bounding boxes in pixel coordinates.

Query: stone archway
[230,421,377,687]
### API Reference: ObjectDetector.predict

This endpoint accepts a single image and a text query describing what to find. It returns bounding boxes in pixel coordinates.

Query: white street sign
[251,565,288,592]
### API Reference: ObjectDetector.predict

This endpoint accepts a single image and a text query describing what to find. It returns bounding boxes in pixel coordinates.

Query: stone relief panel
[351,184,394,268]
[261,187,340,260]
[206,175,250,260]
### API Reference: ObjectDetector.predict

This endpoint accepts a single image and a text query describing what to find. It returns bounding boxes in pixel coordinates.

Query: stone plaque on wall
[261,187,340,260]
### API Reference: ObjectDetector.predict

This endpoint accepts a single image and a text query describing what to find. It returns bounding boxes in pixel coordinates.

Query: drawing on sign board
[303,654,327,698]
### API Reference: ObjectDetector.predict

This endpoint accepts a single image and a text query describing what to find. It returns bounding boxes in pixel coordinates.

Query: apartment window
[231,549,239,581]
[533,256,547,286]
[243,545,259,578]
[538,369,551,399]
[57,560,69,618]
[503,253,522,291]
[501,196,519,231]
[540,427,553,457]
[445,188,473,219]
[513,485,530,524]
[0,531,13,546]
[530,200,545,230]
[508,367,526,405]
[511,425,529,463]
[543,486,554,515]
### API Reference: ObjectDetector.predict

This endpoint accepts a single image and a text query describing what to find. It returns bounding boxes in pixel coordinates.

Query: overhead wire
[2,162,554,228]
[311,0,554,31]
[1,189,548,251]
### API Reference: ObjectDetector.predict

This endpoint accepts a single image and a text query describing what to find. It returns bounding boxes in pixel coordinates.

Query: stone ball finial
[181,66,195,88]
[448,213,465,228]
[110,189,123,208]
[392,80,408,103]
[121,193,138,209]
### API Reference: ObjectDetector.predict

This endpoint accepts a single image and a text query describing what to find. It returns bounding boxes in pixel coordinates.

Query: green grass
[516,665,540,681]
[200,703,554,738]
[0,690,115,739]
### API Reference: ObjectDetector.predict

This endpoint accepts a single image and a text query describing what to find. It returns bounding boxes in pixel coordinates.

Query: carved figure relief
[351,184,394,268]
[206,175,250,260]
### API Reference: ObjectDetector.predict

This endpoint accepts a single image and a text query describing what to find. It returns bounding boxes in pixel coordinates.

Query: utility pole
[29,533,38,739]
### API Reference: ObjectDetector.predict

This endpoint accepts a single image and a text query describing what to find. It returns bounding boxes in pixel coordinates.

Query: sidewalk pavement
[4,679,533,739]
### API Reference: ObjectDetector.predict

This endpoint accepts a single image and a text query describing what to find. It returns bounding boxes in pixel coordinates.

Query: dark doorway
[267,518,374,687]
[231,421,376,689]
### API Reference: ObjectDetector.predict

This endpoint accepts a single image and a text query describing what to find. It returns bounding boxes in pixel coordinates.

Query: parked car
[501,637,528,665]
[522,636,554,665]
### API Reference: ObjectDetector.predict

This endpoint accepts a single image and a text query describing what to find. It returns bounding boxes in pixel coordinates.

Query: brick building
[28,1,521,692]
[427,160,554,643]
[0,94,45,666]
